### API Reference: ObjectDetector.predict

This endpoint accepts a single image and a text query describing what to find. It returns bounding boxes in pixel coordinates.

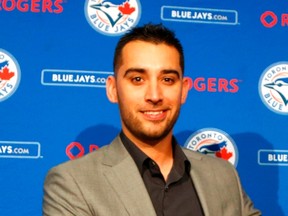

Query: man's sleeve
[43,166,91,216]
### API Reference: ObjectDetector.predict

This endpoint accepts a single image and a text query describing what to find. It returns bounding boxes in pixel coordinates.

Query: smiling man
[106,39,189,180]
[43,24,261,216]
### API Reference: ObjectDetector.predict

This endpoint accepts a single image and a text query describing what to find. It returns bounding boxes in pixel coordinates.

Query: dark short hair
[113,23,184,74]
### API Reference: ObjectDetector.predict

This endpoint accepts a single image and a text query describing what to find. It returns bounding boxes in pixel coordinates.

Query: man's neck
[123,130,174,180]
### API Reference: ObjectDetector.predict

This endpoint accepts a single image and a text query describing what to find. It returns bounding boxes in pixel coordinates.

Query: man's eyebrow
[123,68,181,78]
[123,68,145,77]
[162,69,181,78]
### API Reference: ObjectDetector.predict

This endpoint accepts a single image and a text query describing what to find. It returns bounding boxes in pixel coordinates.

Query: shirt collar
[120,131,191,176]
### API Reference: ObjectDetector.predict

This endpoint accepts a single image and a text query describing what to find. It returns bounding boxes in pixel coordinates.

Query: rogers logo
[0,0,64,13]
[260,11,288,28]
[66,142,100,160]
[187,77,240,93]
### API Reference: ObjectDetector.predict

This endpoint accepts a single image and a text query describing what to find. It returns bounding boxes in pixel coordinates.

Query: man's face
[107,40,189,143]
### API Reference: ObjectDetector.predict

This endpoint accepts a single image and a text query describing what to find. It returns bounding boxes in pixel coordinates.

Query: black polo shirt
[120,132,204,216]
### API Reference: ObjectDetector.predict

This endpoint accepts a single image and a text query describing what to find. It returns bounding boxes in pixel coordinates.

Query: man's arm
[43,166,91,216]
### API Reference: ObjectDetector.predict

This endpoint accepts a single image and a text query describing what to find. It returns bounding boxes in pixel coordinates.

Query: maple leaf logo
[0,67,15,81]
[118,1,135,15]
[215,147,233,161]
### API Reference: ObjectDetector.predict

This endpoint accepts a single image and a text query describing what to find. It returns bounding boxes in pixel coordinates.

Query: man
[43,24,261,216]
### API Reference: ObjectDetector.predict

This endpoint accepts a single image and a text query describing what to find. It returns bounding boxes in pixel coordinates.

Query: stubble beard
[119,104,181,145]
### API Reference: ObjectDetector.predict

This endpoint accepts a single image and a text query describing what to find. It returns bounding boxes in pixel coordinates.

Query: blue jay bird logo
[0,60,9,70]
[198,141,227,154]
[0,60,9,83]
[85,0,141,36]
[264,78,288,106]
[0,60,11,85]
[0,49,21,102]
[184,128,238,167]
[259,62,288,114]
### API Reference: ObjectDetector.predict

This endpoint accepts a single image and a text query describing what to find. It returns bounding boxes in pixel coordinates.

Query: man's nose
[144,81,163,104]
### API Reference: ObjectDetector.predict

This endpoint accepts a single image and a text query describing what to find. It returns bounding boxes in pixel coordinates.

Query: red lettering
[281,13,288,26]
[66,142,85,160]
[31,0,40,12]
[66,143,101,159]
[17,0,29,12]
[0,0,63,13]
[188,77,239,93]
[207,78,216,92]
[1,0,16,11]
[42,0,52,13]
[89,144,99,152]
[261,11,278,28]
[54,0,63,14]
[229,79,239,93]
[194,77,206,91]
[218,78,228,92]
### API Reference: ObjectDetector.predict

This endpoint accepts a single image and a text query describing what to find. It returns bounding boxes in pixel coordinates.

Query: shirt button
[164,185,169,192]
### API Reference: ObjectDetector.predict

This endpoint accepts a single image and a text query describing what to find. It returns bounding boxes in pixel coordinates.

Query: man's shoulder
[47,135,127,175]
[182,148,238,183]
[182,148,235,169]
[49,144,110,174]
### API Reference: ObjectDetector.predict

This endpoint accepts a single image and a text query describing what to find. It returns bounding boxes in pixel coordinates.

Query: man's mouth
[144,111,163,115]
[142,110,167,121]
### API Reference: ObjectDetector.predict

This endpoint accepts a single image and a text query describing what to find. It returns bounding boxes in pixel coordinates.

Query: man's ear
[106,75,118,103]
[181,77,190,104]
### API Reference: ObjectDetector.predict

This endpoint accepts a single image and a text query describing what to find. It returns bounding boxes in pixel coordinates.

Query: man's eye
[131,77,143,83]
[163,77,175,83]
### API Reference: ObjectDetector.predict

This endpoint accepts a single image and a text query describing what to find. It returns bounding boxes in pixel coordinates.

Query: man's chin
[135,130,171,144]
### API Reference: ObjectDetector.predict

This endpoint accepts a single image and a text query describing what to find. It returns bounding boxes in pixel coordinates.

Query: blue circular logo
[0,49,21,102]
[184,128,238,167]
[85,0,141,36]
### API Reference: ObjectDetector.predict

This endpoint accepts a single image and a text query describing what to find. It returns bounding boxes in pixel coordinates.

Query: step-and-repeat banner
[1,0,287,215]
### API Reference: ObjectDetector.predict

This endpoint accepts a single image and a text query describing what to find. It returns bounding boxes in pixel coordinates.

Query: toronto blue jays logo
[85,0,141,36]
[198,141,227,154]
[259,62,288,114]
[184,128,238,166]
[0,49,21,102]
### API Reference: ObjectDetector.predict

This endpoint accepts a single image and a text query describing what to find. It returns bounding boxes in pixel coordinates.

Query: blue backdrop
[1,0,287,215]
